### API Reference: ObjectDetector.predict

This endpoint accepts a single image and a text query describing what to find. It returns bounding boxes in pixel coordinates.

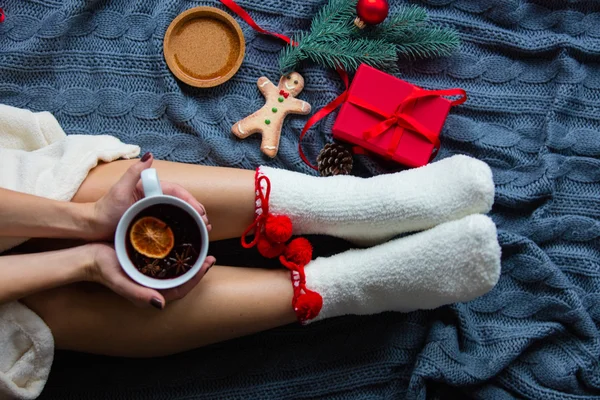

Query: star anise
[140,258,162,277]
[168,246,193,275]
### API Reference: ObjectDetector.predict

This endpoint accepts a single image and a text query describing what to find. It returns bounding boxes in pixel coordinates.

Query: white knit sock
[304,214,501,322]
[260,154,495,246]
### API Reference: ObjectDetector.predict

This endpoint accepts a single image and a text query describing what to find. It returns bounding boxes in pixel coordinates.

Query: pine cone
[316,143,353,177]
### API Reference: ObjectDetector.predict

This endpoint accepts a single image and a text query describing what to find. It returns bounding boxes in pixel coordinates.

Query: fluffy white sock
[261,154,495,246]
[304,214,501,322]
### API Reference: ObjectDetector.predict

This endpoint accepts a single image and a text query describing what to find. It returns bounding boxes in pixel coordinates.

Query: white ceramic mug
[115,168,209,289]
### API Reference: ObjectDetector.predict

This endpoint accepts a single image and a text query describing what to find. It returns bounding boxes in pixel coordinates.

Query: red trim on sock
[280,238,323,324]
[241,168,271,249]
[241,169,323,324]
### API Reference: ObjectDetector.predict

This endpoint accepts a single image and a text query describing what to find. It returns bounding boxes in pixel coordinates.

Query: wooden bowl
[163,7,245,88]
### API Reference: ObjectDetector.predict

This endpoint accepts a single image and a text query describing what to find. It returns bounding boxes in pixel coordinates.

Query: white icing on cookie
[260,80,270,87]
[238,123,245,134]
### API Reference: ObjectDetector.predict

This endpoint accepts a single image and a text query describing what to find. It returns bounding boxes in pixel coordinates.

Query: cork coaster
[164,7,245,88]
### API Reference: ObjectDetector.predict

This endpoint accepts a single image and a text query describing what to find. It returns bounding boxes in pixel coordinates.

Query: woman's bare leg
[73,159,256,241]
[21,160,297,357]
[23,265,295,357]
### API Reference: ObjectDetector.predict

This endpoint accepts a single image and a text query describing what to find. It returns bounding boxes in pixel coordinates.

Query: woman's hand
[90,153,212,241]
[88,243,216,309]
[86,153,215,307]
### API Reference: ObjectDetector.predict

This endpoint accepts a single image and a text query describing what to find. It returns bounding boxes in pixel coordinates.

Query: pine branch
[310,0,357,35]
[278,0,459,73]
[393,27,460,59]
[352,4,459,59]
[352,5,427,40]
[280,0,361,73]
[282,37,398,73]
[374,5,427,34]
[279,33,307,73]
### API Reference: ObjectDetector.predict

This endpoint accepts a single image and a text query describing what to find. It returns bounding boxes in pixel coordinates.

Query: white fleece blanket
[0,104,140,399]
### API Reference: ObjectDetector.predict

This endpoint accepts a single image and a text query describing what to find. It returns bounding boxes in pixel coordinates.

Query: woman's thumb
[118,152,153,190]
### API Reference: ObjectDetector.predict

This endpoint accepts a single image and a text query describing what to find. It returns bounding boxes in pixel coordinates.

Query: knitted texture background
[2,0,600,399]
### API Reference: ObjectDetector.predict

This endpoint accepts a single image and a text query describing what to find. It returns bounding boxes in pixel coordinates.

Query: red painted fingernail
[140,152,152,162]
[150,297,163,310]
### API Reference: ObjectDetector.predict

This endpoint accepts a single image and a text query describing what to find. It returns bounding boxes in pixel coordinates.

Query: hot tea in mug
[126,204,203,279]
[115,169,209,289]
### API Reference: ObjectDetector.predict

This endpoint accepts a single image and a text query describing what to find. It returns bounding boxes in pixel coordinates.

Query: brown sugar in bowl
[163,7,245,88]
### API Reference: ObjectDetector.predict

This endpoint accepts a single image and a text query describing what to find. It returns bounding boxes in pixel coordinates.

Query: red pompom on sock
[257,236,286,258]
[280,237,313,269]
[240,169,322,323]
[294,291,323,322]
[265,214,293,243]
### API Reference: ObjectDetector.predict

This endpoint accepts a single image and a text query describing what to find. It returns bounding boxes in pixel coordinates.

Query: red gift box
[332,64,466,168]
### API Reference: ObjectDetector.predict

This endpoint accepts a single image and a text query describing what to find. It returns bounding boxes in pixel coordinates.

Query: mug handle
[141,168,163,198]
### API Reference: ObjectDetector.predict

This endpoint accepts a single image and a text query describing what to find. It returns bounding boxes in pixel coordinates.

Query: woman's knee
[21,284,96,345]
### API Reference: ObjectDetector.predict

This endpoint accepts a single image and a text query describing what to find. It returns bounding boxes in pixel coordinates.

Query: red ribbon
[347,87,467,158]
[222,0,325,324]
[218,0,468,170]
[298,68,350,169]
[219,0,297,45]
[222,0,465,170]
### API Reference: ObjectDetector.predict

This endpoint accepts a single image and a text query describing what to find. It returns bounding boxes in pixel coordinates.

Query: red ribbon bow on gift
[348,87,467,159]
[222,0,465,169]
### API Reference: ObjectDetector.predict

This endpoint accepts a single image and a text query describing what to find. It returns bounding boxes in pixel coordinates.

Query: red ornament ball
[280,237,313,268]
[356,0,389,25]
[265,214,293,243]
[257,236,286,259]
[0,8,5,23]
[294,291,323,322]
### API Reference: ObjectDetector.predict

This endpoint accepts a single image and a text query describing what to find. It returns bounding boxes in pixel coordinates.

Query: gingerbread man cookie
[231,72,311,158]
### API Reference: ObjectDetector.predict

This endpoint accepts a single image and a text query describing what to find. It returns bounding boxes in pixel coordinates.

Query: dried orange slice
[129,216,175,259]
